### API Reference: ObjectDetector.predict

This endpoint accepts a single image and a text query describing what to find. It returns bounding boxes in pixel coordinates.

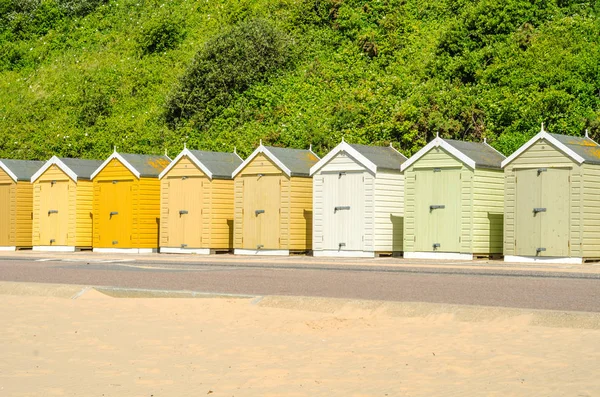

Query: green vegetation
[0,0,598,160]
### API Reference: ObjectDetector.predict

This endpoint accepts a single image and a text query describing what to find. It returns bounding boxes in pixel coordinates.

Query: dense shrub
[165,17,293,129]
[138,13,186,55]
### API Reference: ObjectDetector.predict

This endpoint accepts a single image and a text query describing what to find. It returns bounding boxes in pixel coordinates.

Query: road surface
[0,255,599,312]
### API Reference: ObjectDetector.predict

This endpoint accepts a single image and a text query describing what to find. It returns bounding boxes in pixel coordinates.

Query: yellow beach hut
[90,151,171,253]
[158,147,243,254]
[0,159,44,250]
[232,144,319,255]
[30,156,103,251]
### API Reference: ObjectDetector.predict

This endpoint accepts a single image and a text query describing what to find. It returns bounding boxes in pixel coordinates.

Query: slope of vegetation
[0,0,598,160]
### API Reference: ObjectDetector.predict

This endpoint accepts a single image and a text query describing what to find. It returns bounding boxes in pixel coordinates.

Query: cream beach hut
[310,140,407,257]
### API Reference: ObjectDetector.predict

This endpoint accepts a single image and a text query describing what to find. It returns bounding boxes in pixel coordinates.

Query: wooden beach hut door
[414,168,461,252]
[38,181,69,246]
[166,176,203,248]
[242,174,281,250]
[322,172,364,251]
[97,180,133,248]
[515,168,570,257]
[0,183,11,245]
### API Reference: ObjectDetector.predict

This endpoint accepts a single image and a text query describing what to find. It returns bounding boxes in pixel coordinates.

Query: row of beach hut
[1,126,599,264]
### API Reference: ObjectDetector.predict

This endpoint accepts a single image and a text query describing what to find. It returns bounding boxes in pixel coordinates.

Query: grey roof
[58,158,104,180]
[548,133,600,165]
[348,143,407,171]
[443,139,505,169]
[119,153,171,177]
[189,150,243,179]
[265,146,319,176]
[0,159,45,181]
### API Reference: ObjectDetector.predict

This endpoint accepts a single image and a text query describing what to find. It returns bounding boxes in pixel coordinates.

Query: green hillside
[1,0,599,160]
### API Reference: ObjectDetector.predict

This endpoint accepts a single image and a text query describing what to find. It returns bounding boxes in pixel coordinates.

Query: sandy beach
[1,283,599,396]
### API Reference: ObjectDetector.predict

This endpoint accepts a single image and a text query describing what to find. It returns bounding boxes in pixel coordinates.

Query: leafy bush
[165,17,293,129]
[138,13,186,55]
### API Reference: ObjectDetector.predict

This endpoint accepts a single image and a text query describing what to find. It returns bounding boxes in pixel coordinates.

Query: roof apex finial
[234,146,237,154]
[484,137,487,144]
[165,148,168,157]
[184,142,187,150]
[309,143,312,151]
[342,136,345,143]
[436,130,439,138]
[586,129,589,138]
[113,145,117,153]
[260,139,263,146]
[541,122,545,132]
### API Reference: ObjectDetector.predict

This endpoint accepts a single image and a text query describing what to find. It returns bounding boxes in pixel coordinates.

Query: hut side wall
[403,147,464,253]
[209,179,235,249]
[503,139,582,257]
[15,181,34,247]
[472,168,504,255]
[0,169,16,246]
[289,176,312,251]
[75,180,94,247]
[373,171,403,253]
[582,164,600,258]
[134,177,161,249]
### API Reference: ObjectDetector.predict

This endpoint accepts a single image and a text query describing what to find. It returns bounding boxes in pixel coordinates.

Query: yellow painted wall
[94,158,161,249]
[289,176,312,251]
[15,181,34,247]
[0,168,16,246]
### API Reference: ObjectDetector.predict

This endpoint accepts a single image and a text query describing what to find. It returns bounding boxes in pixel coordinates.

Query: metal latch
[537,168,547,175]
[181,244,188,248]
[50,239,55,244]
[533,208,546,214]
[433,168,441,172]
[339,243,346,248]
[536,247,546,253]
[338,172,346,178]
[179,210,188,215]
[48,209,58,215]
[110,211,118,217]
[430,205,445,211]
[433,243,441,250]
[334,206,350,212]
[255,209,265,216]
[257,244,264,249]
[112,240,118,245]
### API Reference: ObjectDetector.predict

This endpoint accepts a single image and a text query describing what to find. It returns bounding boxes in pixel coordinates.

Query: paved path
[1,253,599,312]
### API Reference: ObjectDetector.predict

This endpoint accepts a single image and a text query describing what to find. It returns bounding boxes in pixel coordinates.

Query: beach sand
[1,284,599,396]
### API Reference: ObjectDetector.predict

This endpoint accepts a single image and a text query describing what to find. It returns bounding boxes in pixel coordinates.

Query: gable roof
[310,141,407,176]
[0,159,45,182]
[501,129,600,168]
[400,137,505,172]
[159,148,243,180]
[30,156,104,183]
[232,145,319,178]
[90,152,171,180]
